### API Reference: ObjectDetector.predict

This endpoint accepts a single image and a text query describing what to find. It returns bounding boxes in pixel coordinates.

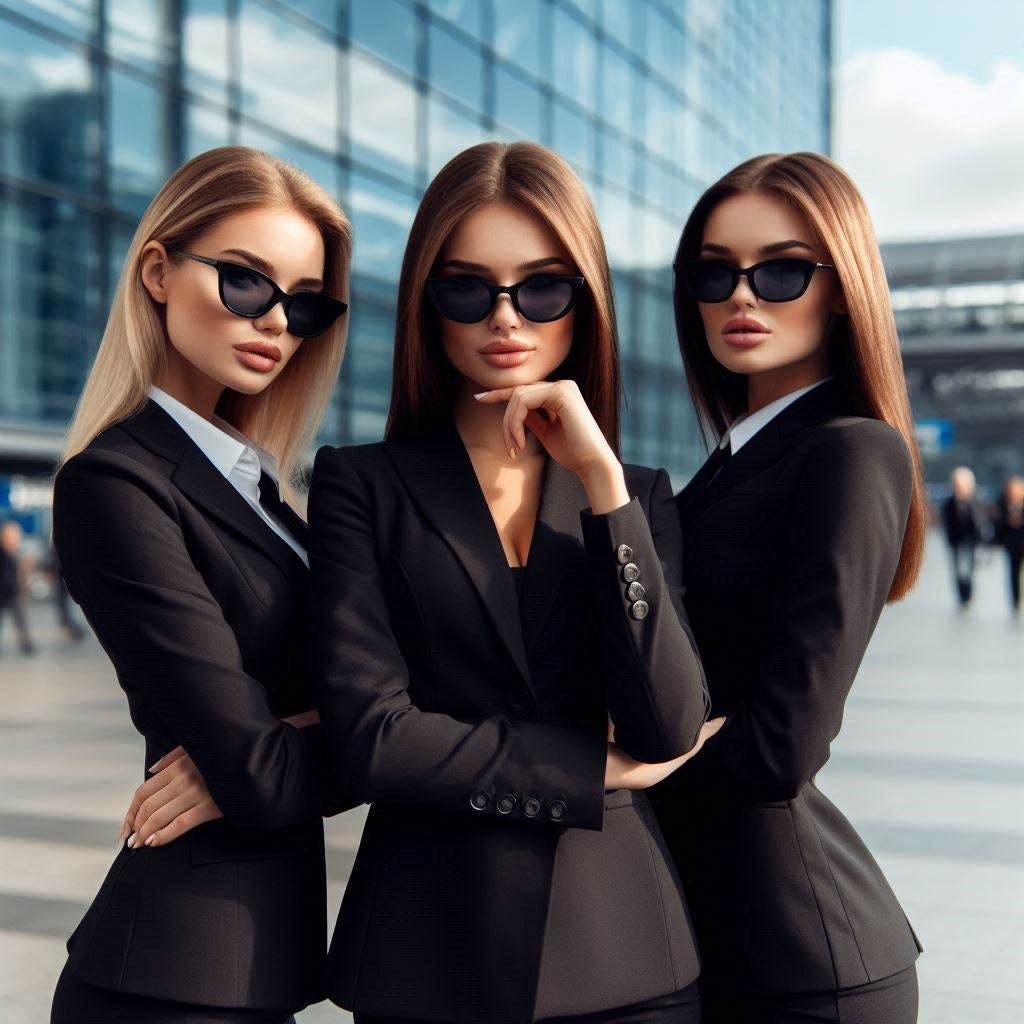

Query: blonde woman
[49,146,354,1024]
[307,142,722,1024]
[652,152,928,1022]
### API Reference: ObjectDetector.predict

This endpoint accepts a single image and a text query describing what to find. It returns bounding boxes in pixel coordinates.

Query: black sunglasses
[165,245,348,338]
[425,273,586,324]
[673,257,836,303]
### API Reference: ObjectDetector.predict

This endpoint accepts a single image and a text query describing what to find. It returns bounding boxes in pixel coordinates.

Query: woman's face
[433,200,577,393]
[695,190,846,378]
[140,205,326,397]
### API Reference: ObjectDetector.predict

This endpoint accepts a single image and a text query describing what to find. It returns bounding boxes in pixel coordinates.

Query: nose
[730,271,758,309]
[488,291,521,332]
[252,300,288,335]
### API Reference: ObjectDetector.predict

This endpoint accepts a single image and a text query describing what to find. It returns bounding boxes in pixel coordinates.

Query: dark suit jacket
[306,420,710,1024]
[648,377,923,995]
[52,397,353,1011]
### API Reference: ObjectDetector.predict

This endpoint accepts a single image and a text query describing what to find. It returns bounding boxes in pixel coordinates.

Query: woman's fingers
[126,753,187,824]
[147,744,186,775]
[146,800,223,848]
[133,789,201,847]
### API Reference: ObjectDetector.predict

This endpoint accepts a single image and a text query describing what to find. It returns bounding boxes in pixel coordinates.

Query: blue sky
[833,0,1023,241]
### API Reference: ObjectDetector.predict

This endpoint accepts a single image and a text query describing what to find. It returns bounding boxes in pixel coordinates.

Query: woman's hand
[474,380,629,512]
[120,746,223,849]
[604,716,727,790]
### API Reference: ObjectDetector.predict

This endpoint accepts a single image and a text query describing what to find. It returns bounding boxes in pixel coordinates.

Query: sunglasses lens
[220,264,275,316]
[517,276,577,322]
[286,292,345,338]
[681,262,735,302]
[752,259,813,301]
[428,277,492,323]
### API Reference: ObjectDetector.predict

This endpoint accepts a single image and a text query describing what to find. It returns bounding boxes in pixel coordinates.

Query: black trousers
[50,959,298,1024]
[699,964,918,1024]
[354,980,700,1024]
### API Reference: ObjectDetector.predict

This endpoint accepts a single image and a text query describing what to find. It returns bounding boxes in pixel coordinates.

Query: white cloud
[834,49,1024,242]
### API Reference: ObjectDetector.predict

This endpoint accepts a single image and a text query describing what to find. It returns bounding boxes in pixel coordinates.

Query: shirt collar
[719,376,834,454]
[146,385,281,487]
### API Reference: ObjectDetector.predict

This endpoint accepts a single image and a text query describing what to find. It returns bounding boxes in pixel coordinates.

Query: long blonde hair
[60,145,351,506]
[386,141,622,453]
[672,152,926,602]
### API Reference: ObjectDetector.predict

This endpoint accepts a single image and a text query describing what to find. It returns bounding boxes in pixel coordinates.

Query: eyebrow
[436,256,574,273]
[219,248,324,289]
[699,239,816,257]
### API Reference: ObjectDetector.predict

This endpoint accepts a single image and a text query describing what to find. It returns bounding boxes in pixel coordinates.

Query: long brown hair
[386,141,621,454]
[60,146,352,507]
[672,152,925,601]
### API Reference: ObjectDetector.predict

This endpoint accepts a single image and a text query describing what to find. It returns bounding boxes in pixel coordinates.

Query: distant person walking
[992,475,1024,614]
[0,520,36,656]
[940,467,987,609]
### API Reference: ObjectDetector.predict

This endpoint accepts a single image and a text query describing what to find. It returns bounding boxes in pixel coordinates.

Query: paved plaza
[1,529,1020,1023]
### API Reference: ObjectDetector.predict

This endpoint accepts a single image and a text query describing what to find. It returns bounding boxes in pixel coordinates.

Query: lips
[479,340,534,354]
[723,317,770,335]
[233,341,281,362]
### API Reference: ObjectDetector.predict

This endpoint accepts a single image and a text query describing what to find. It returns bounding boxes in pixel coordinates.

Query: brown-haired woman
[307,141,722,1024]
[49,146,354,1023]
[649,152,928,1023]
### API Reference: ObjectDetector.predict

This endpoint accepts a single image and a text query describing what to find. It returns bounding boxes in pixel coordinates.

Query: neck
[745,350,829,415]
[155,346,225,422]
[452,376,544,460]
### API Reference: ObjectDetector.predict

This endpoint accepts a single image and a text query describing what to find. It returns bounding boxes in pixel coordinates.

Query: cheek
[164,285,231,364]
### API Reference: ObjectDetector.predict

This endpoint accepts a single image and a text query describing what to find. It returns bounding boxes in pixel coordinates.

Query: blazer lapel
[679,378,852,527]
[385,424,532,688]
[119,399,308,589]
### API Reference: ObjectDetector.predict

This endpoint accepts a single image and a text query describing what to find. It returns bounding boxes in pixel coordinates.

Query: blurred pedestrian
[940,466,987,609]
[991,475,1024,614]
[46,542,85,643]
[0,519,36,656]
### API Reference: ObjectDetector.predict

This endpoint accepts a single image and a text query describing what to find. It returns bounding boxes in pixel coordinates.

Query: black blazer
[52,398,353,1012]
[307,421,709,1024]
[648,377,923,995]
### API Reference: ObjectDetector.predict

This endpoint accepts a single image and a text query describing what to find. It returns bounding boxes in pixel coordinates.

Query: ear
[139,242,171,305]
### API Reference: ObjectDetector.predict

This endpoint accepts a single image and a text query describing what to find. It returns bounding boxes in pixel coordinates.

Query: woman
[307,141,720,1024]
[650,152,928,1023]
[991,475,1024,613]
[49,146,354,1024]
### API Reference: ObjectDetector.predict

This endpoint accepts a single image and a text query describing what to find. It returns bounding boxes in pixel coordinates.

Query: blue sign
[915,419,955,454]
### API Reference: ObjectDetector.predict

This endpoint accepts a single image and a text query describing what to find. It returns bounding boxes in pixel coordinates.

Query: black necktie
[257,470,308,548]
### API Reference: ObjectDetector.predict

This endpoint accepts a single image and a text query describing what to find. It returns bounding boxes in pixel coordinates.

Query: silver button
[629,600,650,620]
[626,581,646,601]
[469,789,490,811]
[616,544,634,565]
[621,562,641,583]
[523,797,542,817]
[548,799,567,821]
[496,793,517,815]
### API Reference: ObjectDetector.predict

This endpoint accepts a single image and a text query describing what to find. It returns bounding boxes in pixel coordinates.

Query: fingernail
[473,391,489,400]
[509,447,516,460]
[144,834,155,847]
[127,832,136,849]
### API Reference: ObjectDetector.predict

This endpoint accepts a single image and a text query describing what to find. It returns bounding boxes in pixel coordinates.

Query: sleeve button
[626,581,646,601]
[469,789,491,811]
[547,799,567,821]
[621,562,641,583]
[523,797,542,817]
[496,793,517,815]
[616,543,634,565]
[629,599,650,620]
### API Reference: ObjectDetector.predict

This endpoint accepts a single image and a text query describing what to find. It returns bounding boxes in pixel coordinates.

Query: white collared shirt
[718,376,834,455]
[146,385,308,567]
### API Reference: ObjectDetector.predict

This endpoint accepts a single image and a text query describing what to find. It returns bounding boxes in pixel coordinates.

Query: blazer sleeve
[578,468,710,763]
[307,444,609,831]
[53,448,352,829]
[671,420,914,804]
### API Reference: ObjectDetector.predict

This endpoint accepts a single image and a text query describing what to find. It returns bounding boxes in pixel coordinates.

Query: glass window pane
[493,0,542,78]
[109,70,170,216]
[184,0,230,103]
[494,65,543,140]
[238,124,342,195]
[279,0,340,28]
[185,102,232,157]
[552,100,592,174]
[348,171,418,282]
[427,96,483,177]
[599,128,633,192]
[552,6,596,112]
[427,0,482,40]
[429,21,483,112]
[601,45,633,136]
[349,52,419,182]
[346,296,395,442]
[239,1,338,150]
[351,0,417,75]
[0,22,98,193]
[108,0,173,76]
[2,0,95,41]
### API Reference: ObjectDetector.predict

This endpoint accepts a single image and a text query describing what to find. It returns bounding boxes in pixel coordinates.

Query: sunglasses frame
[424,273,587,324]
[673,257,836,304]
[164,245,348,338]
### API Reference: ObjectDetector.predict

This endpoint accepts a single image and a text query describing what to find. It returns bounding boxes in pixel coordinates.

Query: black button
[626,580,646,601]
[629,599,650,620]
[523,797,542,817]
[548,799,567,821]
[469,789,490,811]
[496,793,517,815]
[616,543,634,565]
[621,562,640,583]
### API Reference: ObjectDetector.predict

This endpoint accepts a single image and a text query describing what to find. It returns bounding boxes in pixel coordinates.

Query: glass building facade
[0,0,832,508]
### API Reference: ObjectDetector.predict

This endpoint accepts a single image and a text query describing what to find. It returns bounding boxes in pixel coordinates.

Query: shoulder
[802,416,912,479]
[622,461,667,497]
[311,440,388,485]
